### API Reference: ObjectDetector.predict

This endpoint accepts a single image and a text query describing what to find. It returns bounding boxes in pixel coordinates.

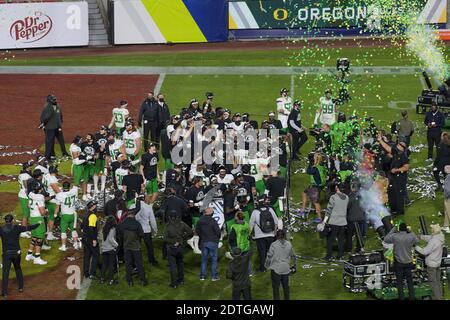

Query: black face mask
[235,121,241,126]
[159,98,164,103]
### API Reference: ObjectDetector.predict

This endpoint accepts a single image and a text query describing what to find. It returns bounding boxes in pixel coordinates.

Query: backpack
[258,206,275,233]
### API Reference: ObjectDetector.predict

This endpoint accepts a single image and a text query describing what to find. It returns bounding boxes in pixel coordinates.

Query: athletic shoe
[20,232,31,239]
[218,241,223,249]
[335,256,345,262]
[187,238,194,249]
[225,252,233,260]
[292,210,305,219]
[25,254,35,261]
[193,248,202,255]
[58,245,67,252]
[177,280,185,286]
[323,256,332,262]
[169,284,177,289]
[442,227,450,234]
[426,158,433,162]
[200,277,206,281]
[312,217,322,223]
[46,233,58,241]
[211,277,220,282]
[41,244,51,251]
[33,257,48,265]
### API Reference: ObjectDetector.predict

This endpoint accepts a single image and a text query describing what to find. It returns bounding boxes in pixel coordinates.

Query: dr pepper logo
[10,11,52,43]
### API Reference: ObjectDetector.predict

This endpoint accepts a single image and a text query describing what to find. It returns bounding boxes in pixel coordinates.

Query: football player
[54,181,80,251]
[109,100,130,136]
[43,165,60,241]
[276,88,293,130]
[314,89,337,126]
[140,143,160,204]
[18,161,33,238]
[25,184,48,265]
[122,118,142,169]
[93,125,109,194]
[80,133,96,200]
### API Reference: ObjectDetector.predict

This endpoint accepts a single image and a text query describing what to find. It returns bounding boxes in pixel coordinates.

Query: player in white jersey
[18,161,33,238]
[55,181,80,251]
[105,131,126,171]
[276,88,293,129]
[109,100,130,135]
[216,166,234,186]
[122,119,142,167]
[35,155,49,175]
[43,165,61,241]
[25,185,48,265]
[314,89,337,126]
[115,160,130,191]
[189,163,209,186]
[247,155,269,196]
[226,113,245,133]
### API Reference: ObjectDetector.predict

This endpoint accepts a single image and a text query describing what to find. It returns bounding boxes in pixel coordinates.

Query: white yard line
[75,278,92,300]
[153,73,166,94]
[290,74,295,99]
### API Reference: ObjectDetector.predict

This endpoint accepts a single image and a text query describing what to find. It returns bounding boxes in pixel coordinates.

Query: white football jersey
[123,130,141,155]
[189,169,209,186]
[108,140,124,162]
[43,173,59,203]
[70,144,82,164]
[18,172,31,199]
[216,174,234,186]
[276,96,293,128]
[29,192,45,218]
[35,165,49,175]
[318,97,336,125]
[55,186,78,215]
[248,157,269,181]
[112,108,129,128]
[115,168,129,189]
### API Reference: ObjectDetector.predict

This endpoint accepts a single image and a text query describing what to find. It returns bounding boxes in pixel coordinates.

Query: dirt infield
[5,250,83,300]
[0,74,159,165]
[0,192,18,213]
[7,38,400,59]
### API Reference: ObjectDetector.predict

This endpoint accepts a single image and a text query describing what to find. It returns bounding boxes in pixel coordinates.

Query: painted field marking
[75,278,91,300]
[153,73,166,94]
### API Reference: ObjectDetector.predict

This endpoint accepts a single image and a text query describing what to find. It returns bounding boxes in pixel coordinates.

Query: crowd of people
[0,87,448,300]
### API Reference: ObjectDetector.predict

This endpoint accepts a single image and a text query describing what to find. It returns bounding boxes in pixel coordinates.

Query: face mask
[235,121,241,126]
[159,98,164,103]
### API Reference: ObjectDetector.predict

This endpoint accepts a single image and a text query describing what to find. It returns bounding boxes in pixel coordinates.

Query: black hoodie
[226,252,252,290]
[117,216,144,251]
[195,215,221,244]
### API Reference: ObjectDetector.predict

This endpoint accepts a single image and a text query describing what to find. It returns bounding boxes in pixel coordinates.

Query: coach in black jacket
[196,207,221,280]
[0,214,40,298]
[40,94,69,160]
[157,93,171,136]
[139,92,160,150]
[288,101,308,160]
[424,104,445,161]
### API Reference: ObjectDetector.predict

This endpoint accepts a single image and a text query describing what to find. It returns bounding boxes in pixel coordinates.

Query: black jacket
[346,192,365,222]
[159,195,189,223]
[195,215,221,244]
[288,108,302,134]
[163,218,193,246]
[158,102,171,127]
[81,211,98,243]
[226,251,252,290]
[139,98,159,122]
[0,223,39,254]
[40,103,63,130]
[117,216,144,251]
[435,142,450,171]
[424,111,445,133]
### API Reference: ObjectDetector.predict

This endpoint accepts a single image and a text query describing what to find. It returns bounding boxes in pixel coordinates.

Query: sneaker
[323,256,332,262]
[225,252,233,260]
[218,241,223,249]
[58,245,67,252]
[200,277,206,281]
[25,254,35,261]
[20,232,31,239]
[335,256,345,262]
[109,280,118,286]
[312,217,322,223]
[187,238,194,249]
[442,227,450,234]
[193,248,202,255]
[33,257,47,265]
[211,277,220,282]
[177,280,185,286]
[47,233,58,241]
[169,283,177,289]
[41,244,51,251]
[426,158,433,162]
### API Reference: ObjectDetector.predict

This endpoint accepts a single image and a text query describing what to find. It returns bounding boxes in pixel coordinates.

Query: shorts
[19,197,30,219]
[72,164,84,186]
[255,180,265,196]
[304,186,320,204]
[165,158,175,170]
[46,202,56,221]
[192,216,200,228]
[60,214,75,233]
[29,216,46,239]
[83,164,95,183]
[94,159,105,175]
[145,178,158,195]
[279,166,287,178]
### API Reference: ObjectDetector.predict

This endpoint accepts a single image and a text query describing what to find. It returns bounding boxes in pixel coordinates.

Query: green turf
[0,45,442,67]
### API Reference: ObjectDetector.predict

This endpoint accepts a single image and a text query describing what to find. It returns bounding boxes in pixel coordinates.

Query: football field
[0,43,449,300]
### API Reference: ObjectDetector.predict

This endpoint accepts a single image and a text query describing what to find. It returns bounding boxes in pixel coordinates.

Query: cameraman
[299,152,327,222]
[39,94,69,160]
[265,229,296,300]
[424,103,445,161]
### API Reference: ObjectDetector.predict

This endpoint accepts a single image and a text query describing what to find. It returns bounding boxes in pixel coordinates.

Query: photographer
[424,103,445,161]
[39,94,69,160]
[384,223,419,300]
[265,229,296,300]
[288,101,308,161]
[299,152,327,222]
[415,224,444,300]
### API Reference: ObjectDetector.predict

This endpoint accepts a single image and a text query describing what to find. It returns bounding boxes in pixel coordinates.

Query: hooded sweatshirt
[415,233,445,268]
[265,239,296,275]
[326,192,349,226]
[226,252,252,290]
[117,216,144,251]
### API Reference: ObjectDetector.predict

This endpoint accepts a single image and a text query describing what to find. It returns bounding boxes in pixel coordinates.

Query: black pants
[142,233,157,264]
[124,250,146,283]
[143,119,159,149]
[326,225,346,259]
[271,270,290,300]
[388,176,406,215]
[232,287,252,300]
[167,245,184,286]
[394,262,415,300]
[100,250,117,282]
[2,252,23,296]
[44,128,68,159]
[256,237,273,272]
[83,240,100,277]
[427,130,441,159]
[291,131,308,159]
[345,221,365,253]
[433,169,446,186]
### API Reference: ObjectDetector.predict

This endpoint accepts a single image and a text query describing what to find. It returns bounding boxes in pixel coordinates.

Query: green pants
[46,202,56,221]
[94,159,105,175]
[255,180,265,196]
[29,216,46,239]
[83,164,95,183]
[19,197,30,219]
[165,158,175,170]
[192,215,200,228]
[279,166,287,178]
[273,201,282,218]
[60,214,75,233]
[145,178,158,195]
[72,164,84,186]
